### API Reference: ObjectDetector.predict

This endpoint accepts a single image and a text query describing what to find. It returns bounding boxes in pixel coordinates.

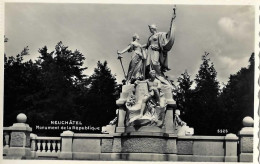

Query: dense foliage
[174,52,254,135]
[4,42,118,136]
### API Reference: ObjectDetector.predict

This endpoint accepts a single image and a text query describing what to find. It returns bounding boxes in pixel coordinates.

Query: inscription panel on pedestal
[122,137,166,153]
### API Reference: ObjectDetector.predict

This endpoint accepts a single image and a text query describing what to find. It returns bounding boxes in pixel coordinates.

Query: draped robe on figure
[145,31,175,86]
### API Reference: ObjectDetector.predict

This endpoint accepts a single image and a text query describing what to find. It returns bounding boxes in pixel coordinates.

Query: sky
[5,3,255,87]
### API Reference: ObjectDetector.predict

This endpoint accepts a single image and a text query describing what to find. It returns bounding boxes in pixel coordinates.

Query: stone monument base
[4,147,31,159]
[110,153,178,161]
[110,132,177,161]
[71,132,178,161]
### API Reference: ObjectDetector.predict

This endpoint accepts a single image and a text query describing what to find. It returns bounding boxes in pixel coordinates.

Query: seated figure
[127,70,167,126]
[139,70,166,118]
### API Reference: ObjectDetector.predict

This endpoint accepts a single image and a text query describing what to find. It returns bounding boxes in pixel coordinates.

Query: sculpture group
[117,8,176,86]
[117,7,177,127]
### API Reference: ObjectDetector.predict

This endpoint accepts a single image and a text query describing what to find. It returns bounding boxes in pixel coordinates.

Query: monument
[102,6,194,160]
[114,6,192,134]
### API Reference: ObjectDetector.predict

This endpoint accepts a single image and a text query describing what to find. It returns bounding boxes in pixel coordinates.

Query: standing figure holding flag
[143,6,177,87]
[117,33,146,84]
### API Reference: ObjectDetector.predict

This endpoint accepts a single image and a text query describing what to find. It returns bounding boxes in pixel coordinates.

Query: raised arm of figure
[164,6,176,51]
[141,44,148,49]
[167,6,176,40]
[117,45,131,55]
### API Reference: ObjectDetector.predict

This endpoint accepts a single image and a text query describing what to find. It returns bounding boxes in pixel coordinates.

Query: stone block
[116,107,126,132]
[192,155,224,162]
[109,153,177,161]
[4,123,32,131]
[177,140,193,155]
[166,138,177,154]
[31,151,36,159]
[36,152,59,158]
[121,137,166,153]
[73,152,101,160]
[240,137,253,153]
[110,153,122,160]
[239,127,254,135]
[225,141,238,156]
[10,132,27,147]
[225,156,238,162]
[100,153,112,160]
[193,140,224,156]
[126,153,166,161]
[59,152,73,159]
[167,154,178,161]
[101,138,113,153]
[73,138,101,153]
[239,153,253,162]
[6,147,31,159]
[60,130,73,153]
[112,138,122,152]
[178,155,193,161]
[225,133,238,161]
[61,138,73,152]
[115,127,125,133]
[165,107,174,134]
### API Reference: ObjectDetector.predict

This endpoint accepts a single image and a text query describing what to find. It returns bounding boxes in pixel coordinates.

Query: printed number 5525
[217,129,228,133]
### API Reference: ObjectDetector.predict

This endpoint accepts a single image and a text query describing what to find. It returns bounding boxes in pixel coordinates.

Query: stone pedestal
[109,83,178,161]
[115,107,126,133]
[162,84,176,134]
[30,133,37,158]
[224,133,238,162]
[59,130,74,159]
[110,132,177,161]
[3,113,32,159]
[115,83,177,134]
[165,107,175,133]
[116,84,134,133]
[238,116,254,162]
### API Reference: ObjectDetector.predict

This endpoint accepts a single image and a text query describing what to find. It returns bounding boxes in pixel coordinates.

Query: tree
[4,46,42,126]
[192,52,220,135]
[4,42,89,136]
[32,42,87,132]
[83,61,118,127]
[173,70,193,122]
[220,53,254,133]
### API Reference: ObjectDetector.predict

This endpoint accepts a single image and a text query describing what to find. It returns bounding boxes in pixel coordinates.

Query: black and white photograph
[2,0,259,163]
